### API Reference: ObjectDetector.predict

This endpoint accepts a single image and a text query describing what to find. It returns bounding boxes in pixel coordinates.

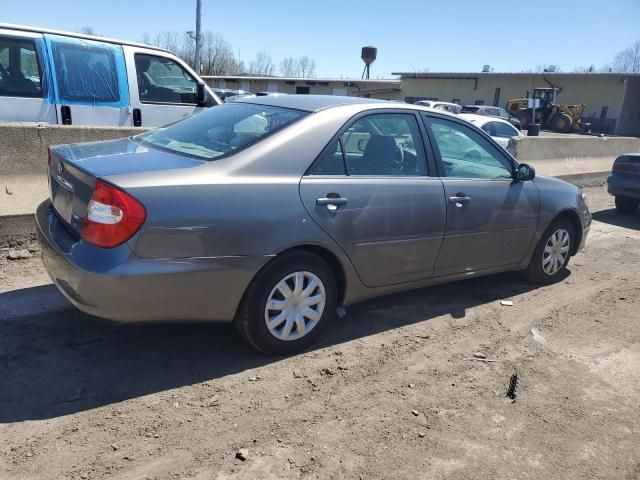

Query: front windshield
[134,103,307,160]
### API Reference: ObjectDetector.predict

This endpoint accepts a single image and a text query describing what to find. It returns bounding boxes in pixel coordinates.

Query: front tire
[615,196,639,214]
[235,252,337,354]
[524,218,574,284]
[550,113,573,133]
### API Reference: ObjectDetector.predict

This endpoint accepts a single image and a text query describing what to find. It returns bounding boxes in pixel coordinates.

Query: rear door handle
[316,196,348,211]
[448,194,471,207]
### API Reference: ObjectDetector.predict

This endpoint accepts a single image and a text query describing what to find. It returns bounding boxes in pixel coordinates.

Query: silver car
[37,96,591,353]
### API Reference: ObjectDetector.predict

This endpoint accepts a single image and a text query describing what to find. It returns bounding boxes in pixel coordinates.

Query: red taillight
[47,148,52,165]
[81,181,146,248]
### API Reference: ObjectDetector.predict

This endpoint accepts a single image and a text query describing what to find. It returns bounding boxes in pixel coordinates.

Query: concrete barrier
[507,135,640,178]
[1,123,639,238]
[1,123,149,218]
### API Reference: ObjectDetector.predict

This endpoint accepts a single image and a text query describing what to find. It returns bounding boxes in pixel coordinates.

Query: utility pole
[194,0,202,74]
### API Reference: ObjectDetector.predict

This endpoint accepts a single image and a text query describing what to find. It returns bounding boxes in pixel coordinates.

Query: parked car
[460,105,521,129]
[0,24,219,127]
[415,100,462,113]
[458,113,523,148]
[37,96,591,354]
[608,153,640,214]
[213,88,250,102]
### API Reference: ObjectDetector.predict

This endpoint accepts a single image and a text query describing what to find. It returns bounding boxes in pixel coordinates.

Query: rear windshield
[460,106,479,113]
[134,103,307,160]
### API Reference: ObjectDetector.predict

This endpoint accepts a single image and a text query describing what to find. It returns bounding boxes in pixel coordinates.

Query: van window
[0,37,42,97]
[135,54,198,104]
[51,41,120,103]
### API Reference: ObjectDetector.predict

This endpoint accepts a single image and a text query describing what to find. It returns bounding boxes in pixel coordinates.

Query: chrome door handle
[316,196,348,211]
[448,195,471,207]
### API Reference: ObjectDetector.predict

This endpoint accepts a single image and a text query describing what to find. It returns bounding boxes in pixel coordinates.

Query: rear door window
[340,113,427,176]
[50,39,122,103]
[492,121,519,138]
[135,54,198,104]
[0,37,42,97]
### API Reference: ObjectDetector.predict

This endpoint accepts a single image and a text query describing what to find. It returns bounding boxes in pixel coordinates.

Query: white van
[0,24,219,127]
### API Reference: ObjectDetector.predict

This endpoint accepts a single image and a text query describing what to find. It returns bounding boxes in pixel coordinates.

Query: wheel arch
[554,208,583,255]
[276,245,348,306]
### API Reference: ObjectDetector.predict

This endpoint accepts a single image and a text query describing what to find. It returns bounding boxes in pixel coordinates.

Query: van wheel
[615,196,639,214]
[524,218,574,284]
[235,252,337,354]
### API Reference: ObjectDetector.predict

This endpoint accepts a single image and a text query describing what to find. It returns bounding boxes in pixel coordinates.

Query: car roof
[458,113,515,128]
[236,94,392,112]
[0,23,171,53]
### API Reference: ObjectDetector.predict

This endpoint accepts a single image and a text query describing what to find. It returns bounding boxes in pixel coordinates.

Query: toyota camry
[37,96,591,353]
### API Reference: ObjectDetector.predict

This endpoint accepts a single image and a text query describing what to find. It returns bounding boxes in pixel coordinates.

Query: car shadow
[0,271,550,423]
[592,208,640,231]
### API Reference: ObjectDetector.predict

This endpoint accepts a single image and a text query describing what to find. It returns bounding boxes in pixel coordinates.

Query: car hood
[51,137,203,178]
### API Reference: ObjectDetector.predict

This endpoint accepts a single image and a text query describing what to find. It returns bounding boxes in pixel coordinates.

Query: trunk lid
[48,137,202,235]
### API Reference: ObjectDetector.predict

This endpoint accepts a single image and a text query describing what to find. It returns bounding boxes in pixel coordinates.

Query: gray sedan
[37,96,591,353]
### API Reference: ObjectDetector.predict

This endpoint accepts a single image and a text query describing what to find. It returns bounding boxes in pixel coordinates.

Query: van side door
[0,28,56,124]
[44,34,130,126]
[124,46,213,127]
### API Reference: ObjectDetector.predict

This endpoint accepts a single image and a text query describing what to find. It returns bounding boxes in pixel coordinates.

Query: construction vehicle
[506,88,590,133]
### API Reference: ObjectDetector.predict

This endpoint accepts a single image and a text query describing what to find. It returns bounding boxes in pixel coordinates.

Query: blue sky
[3,0,639,77]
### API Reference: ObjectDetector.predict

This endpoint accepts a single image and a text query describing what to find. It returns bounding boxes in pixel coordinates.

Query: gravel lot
[1,184,639,480]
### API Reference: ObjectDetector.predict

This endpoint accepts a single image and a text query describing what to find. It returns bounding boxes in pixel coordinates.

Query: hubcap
[265,271,326,341]
[542,228,570,275]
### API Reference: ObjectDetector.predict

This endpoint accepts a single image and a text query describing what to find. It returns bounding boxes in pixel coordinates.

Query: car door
[422,114,540,277]
[0,29,57,123]
[125,46,207,127]
[299,111,447,288]
[44,34,131,126]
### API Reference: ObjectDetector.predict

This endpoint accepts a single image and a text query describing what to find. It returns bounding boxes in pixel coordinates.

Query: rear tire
[615,196,639,214]
[550,114,573,133]
[524,217,574,284]
[234,252,337,354]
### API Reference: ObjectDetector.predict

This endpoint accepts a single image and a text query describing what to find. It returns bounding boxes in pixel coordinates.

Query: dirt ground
[1,183,639,480]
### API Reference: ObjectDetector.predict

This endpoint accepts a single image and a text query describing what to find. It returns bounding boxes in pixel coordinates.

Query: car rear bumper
[608,172,640,200]
[36,200,270,322]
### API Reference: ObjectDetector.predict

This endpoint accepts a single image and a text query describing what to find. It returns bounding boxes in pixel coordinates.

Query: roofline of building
[0,23,171,53]
[202,75,401,84]
[393,71,640,78]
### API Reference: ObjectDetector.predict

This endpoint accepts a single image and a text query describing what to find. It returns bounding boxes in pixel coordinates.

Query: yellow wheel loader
[506,88,590,133]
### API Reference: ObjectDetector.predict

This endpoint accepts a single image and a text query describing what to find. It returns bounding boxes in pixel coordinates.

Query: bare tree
[297,56,316,78]
[279,57,297,77]
[200,32,243,75]
[248,51,275,76]
[141,30,246,75]
[609,39,640,73]
[77,26,102,36]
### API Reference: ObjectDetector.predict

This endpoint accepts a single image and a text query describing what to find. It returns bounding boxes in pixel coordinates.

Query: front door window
[135,54,198,104]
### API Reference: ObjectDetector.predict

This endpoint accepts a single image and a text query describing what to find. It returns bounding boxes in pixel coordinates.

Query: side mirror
[196,82,207,105]
[515,163,536,181]
[357,138,368,152]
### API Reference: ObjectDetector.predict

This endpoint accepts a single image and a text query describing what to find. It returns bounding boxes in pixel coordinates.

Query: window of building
[296,86,310,94]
